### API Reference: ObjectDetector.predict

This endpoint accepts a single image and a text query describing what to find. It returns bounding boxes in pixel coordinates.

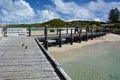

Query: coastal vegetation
[107,8,120,29]
[7,19,105,28]
[108,8,120,23]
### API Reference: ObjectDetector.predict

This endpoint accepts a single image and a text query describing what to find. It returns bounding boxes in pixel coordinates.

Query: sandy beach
[31,31,55,35]
[31,28,75,36]
[48,33,120,62]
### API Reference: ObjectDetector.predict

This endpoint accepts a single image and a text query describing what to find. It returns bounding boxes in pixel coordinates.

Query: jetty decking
[0,37,68,80]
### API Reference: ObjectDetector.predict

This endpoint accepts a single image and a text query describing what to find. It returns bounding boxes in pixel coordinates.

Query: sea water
[60,42,120,80]
[30,27,57,31]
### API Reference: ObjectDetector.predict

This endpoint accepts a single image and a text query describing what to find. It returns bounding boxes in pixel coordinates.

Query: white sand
[48,33,120,61]
[31,29,74,36]
[31,31,56,35]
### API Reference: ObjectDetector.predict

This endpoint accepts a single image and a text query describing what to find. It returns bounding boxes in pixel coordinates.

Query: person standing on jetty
[96,27,99,32]
[74,25,79,33]
[86,26,90,32]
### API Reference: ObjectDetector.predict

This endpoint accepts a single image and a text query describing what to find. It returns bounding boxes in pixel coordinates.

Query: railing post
[99,29,101,37]
[56,28,59,44]
[70,28,73,45]
[91,27,93,40]
[66,27,68,34]
[59,28,62,47]
[105,27,107,34]
[28,26,31,37]
[79,28,81,43]
[86,28,88,41]
[44,27,48,50]
[3,27,6,37]
[57,28,59,35]
[101,28,103,35]
[95,28,97,38]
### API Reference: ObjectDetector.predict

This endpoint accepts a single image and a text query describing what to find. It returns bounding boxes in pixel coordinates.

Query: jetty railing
[35,38,72,80]
[37,27,106,50]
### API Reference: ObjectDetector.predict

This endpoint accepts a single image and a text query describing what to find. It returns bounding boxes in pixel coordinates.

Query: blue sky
[0,0,120,24]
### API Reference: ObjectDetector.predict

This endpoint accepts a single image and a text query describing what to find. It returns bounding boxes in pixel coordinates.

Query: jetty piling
[56,28,59,44]
[66,28,68,34]
[95,29,97,38]
[91,28,93,40]
[78,28,82,43]
[57,28,59,35]
[70,28,73,45]
[59,28,62,47]
[28,26,31,36]
[44,27,48,50]
[99,29,101,37]
[86,27,88,41]
[3,27,7,37]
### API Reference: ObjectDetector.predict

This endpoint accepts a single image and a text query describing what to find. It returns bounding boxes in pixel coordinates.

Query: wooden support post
[3,27,6,37]
[99,29,101,37]
[101,28,103,35]
[28,26,31,37]
[70,29,73,45]
[79,29,81,43]
[91,28,93,40]
[86,28,88,41]
[56,28,59,43]
[44,27,48,50]
[105,27,107,34]
[66,28,68,34]
[56,28,59,35]
[95,29,97,38]
[59,28,62,47]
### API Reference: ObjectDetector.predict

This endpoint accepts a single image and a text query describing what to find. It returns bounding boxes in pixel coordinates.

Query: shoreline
[48,33,120,62]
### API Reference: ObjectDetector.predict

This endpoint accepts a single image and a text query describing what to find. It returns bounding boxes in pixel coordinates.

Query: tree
[109,8,120,23]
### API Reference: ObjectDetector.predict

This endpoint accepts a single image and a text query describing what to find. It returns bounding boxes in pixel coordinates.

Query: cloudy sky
[0,0,120,24]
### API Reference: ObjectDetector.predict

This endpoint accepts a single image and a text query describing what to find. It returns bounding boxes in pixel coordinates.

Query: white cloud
[0,0,35,23]
[0,0,60,24]
[86,0,120,21]
[0,0,120,24]
[34,9,60,23]
[51,0,93,20]
[51,0,120,22]
[94,18,101,21]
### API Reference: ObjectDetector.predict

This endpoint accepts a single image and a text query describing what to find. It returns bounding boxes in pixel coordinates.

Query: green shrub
[50,29,55,32]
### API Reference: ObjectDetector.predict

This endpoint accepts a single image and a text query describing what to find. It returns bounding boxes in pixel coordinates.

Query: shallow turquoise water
[60,42,120,80]
[30,27,44,31]
[30,27,57,31]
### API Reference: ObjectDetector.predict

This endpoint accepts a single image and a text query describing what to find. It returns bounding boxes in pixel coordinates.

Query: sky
[0,0,120,24]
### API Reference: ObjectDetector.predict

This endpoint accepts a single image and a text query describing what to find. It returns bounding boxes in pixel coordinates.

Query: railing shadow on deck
[35,38,72,80]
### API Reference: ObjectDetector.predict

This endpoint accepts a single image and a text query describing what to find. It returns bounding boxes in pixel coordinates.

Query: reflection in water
[60,42,120,80]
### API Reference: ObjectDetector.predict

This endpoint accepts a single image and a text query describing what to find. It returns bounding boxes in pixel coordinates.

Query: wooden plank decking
[0,37,61,80]
[0,31,106,80]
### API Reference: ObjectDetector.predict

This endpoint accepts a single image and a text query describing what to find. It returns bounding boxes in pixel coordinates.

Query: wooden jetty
[0,37,71,80]
[0,27,106,80]
[37,27,106,50]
